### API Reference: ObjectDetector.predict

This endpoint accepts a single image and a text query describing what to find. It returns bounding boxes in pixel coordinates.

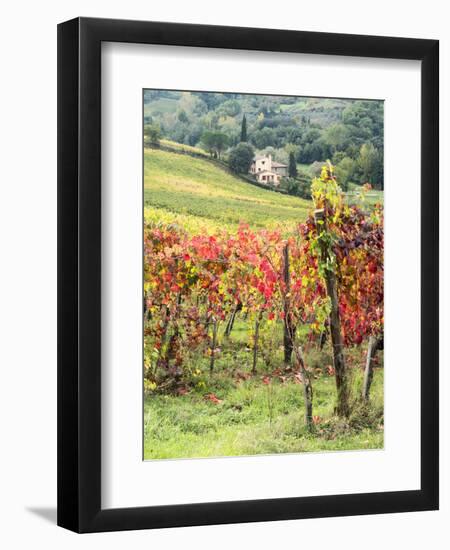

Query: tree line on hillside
[144,90,384,191]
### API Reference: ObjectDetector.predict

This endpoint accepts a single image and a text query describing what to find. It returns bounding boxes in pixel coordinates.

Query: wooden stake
[252,312,262,374]
[283,244,295,364]
[225,302,241,337]
[209,318,218,373]
[362,335,381,401]
[294,345,313,431]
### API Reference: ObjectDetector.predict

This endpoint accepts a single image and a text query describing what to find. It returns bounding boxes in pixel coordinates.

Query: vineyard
[144,153,384,459]
[143,148,312,232]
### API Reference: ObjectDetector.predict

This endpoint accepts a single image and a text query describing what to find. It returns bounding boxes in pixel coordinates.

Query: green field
[144,373,384,459]
[144,148,312,233]
[144,319,384,459]
[346,182,384,206]
[278,98,350,126]
[144,97,178,116]
[159,139,209,157]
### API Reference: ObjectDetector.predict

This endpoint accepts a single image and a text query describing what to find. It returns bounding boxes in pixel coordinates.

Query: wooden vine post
[252,311,262,374]
[314,207,350,417]
[362,335,382,401]
[282,243,295,364]
[224,302,241,338]
[282,243,313,430]
[294,345,313,431]
[209,318,218,373]
[157,304,171,371]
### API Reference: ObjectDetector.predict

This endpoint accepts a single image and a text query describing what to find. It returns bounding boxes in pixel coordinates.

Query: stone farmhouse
[249,154,288,186]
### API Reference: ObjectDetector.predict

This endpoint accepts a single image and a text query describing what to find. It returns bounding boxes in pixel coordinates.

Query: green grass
[144,148,312,232]
[144,98,178,116]
[346,182,384,206]
[160,139,209,157]
[144,318,383,460]
[278,98,348,125]
[297,162,313,176]
[144,363,384,460]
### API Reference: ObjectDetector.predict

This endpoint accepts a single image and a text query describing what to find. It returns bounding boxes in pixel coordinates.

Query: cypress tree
[240,114,247,142]
[288,151,298,178]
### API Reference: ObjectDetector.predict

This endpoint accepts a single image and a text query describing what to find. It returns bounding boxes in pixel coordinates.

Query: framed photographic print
[57,17,439,532]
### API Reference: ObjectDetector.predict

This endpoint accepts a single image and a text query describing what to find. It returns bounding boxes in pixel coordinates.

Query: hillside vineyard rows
[144,156,383,456]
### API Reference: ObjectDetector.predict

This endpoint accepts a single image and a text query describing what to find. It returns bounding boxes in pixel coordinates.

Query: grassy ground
[346,182,384,206]
[297,162,313,175]
[159,139,209,157]
[144,358,384,460]
[144,319,384,460]
[144,97,178,116]
[144,148,312,232]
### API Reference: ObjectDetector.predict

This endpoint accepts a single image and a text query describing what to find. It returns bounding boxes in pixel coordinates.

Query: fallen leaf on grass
[235,371,251,382]
[204,393,223,404]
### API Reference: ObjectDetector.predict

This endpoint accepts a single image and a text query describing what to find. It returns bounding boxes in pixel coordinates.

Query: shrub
[144,124,161,146]
[228,143,255,174]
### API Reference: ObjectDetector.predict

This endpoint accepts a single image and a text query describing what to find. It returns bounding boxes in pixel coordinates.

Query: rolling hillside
[144,148,312,233]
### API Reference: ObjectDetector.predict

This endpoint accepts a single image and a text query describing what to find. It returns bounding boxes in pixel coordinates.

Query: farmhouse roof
[252,155,287,167]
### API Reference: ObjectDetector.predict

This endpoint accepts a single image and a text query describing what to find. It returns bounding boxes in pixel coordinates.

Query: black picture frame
[57,17,439,533]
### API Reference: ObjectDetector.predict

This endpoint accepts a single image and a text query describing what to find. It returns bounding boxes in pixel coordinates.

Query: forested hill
[144,89,384,190]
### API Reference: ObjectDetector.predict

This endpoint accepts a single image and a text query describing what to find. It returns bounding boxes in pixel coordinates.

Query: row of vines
[144,164,383,428]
